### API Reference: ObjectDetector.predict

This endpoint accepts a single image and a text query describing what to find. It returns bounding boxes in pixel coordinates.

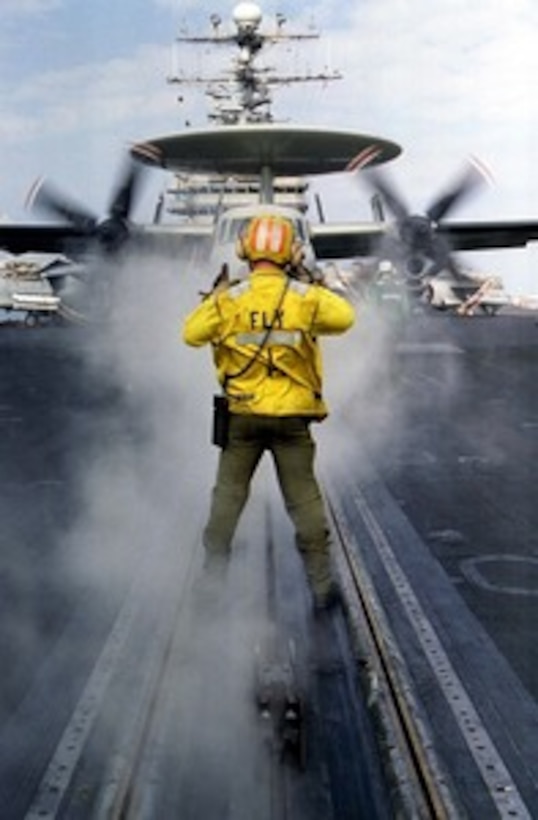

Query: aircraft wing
[438,221,538,251]
[0,225,85,255]
[310,219,538,260]
[0,222,213,258]
[310,223,385,259]
[3,218,538,264]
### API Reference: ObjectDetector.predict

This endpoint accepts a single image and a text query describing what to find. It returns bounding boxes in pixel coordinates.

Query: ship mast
[163,2,342,220]
[167,1,341,125]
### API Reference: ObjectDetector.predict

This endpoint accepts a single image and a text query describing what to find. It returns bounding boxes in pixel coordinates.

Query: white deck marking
[352,487,533,819]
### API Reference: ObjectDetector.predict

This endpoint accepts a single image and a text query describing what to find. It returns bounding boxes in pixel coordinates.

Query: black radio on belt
[212,394,230,448]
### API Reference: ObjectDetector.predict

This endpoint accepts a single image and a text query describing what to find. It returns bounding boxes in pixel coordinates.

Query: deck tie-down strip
[332,481,532,820]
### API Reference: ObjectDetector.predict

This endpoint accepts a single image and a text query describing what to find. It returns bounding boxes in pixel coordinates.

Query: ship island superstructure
[159,1,342,223]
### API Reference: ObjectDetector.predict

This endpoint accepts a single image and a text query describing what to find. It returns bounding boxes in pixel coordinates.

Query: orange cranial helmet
[236,214,297,266]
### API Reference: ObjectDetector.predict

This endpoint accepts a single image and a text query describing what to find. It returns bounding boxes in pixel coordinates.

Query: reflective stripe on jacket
[182,266,355,418]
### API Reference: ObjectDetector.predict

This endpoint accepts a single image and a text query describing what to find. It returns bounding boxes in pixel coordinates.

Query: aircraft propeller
[363,157,492,284]
[26,154,147,256]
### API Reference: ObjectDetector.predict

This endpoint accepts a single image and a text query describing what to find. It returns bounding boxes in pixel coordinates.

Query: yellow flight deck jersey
[183,266,355,418]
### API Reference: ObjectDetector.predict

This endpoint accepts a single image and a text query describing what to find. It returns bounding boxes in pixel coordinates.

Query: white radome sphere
[233,2,263,29]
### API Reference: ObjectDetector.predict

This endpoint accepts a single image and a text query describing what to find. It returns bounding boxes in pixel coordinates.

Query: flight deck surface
[0,311,537,816]
[321,308,538,815]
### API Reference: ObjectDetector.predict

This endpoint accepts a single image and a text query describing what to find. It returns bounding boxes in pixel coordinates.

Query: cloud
[303,0,538,135]
[278,1,538,198]
[1,44,175,144]
[2,0,61,14]
[153,0,186,8]
[0,38,183,218]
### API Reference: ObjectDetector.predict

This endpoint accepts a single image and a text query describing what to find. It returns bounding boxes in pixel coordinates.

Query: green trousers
[203,414,333,598]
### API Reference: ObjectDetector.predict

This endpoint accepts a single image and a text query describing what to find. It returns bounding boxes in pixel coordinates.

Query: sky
[1,0,538,293]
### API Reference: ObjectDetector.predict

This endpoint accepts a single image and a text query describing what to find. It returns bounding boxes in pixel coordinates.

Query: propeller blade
[26,178,98,233]
[359,157,493,288]
[108,158,145,222]
[426,157,491,223]
[363,168,409,222]
[26,148,151,259]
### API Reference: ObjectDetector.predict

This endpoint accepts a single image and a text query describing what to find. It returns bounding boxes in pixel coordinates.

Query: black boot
[312,582,341,616]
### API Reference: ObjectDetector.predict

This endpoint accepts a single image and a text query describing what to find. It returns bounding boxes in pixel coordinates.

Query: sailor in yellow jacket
[183,213,355,611]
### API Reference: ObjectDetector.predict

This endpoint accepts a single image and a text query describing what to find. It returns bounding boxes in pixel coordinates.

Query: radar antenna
[168,1,341,125]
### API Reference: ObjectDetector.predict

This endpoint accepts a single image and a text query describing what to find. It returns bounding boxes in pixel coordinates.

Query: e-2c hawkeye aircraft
[1,1,538,321]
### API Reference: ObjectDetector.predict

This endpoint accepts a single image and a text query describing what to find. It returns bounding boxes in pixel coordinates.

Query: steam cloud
[53,253,430,813]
